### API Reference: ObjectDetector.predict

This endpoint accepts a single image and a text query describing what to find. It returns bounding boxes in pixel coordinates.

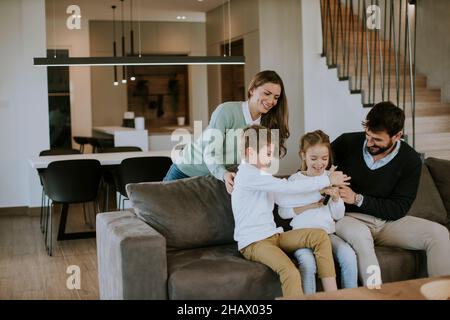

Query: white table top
[29,150,173,169]
[92,126,143,135]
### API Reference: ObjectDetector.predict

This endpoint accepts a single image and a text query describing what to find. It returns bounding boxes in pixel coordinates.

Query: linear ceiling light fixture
[33,56,245,66]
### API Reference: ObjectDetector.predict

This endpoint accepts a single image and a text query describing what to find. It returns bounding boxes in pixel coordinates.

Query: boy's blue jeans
[294,233,358,294]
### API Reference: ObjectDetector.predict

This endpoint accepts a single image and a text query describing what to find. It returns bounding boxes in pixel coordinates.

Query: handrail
[320,0,418,148]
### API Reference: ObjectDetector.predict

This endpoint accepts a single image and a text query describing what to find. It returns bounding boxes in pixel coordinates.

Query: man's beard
[367,140,395,156]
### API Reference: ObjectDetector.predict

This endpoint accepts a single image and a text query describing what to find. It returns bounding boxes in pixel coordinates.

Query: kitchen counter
[92,126,149,151]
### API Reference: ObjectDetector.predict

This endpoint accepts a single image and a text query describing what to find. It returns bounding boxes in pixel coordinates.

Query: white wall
[416,0,450,103]
[258,0,305,175]
[301,0,368,142]
[0,0,49,208]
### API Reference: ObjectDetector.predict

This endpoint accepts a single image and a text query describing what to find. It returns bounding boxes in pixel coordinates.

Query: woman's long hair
[247,70,290,158]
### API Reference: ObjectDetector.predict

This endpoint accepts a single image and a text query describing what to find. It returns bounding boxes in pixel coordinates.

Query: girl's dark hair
[362,101,405,137]
[299,130,333,171]
[247,70,290,158]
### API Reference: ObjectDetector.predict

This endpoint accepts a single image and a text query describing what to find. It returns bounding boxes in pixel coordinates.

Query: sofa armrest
[96,210,167,300]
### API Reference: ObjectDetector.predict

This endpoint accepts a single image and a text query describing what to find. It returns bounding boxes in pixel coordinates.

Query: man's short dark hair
[362,101,405,137]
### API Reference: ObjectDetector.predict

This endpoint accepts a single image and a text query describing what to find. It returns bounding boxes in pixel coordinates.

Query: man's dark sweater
[331,132,422,221]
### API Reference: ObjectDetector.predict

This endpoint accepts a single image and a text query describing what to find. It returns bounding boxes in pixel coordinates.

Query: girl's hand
[329,170,351,186]
[293,200,324,215]
[320,186,340,202]
[224,171,236,194]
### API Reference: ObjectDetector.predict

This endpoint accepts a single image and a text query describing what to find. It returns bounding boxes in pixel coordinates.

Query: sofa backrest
[126,176,235,250]
[406,163,449,225]
[425,157,450,224]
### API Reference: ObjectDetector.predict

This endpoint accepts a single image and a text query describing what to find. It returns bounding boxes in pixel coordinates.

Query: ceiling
[46,0,228,22]
[134,0,226,12]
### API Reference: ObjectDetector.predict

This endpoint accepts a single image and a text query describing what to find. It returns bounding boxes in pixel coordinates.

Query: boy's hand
[224,171,236,194]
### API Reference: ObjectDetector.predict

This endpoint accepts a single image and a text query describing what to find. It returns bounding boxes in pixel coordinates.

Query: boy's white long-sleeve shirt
[274,171,345,234]
[231,162,331,250]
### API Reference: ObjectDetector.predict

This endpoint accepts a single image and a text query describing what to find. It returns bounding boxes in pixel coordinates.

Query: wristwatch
[355,194,364,207]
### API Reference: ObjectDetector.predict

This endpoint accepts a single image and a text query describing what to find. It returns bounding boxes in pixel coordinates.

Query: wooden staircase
[321,0,450,160]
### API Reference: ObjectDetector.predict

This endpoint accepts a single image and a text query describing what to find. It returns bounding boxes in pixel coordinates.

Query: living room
[0,0,449,308]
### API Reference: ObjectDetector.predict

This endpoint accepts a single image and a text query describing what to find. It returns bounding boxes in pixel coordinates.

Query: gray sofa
[96,157,450,300]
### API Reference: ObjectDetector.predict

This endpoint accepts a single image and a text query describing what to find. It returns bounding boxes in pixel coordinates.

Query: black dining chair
[116,156,173,210]
[98,146,143,211]
[40,159,102,256]
[38,149,81,234]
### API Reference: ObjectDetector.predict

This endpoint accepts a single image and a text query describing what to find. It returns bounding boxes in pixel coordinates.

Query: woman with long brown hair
[164,70,290,194]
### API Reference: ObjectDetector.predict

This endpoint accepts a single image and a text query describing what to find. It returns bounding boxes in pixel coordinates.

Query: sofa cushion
[375,246,427,283]
[425,157,450,222]
[126,176,235,250]
[166,244,282,299]
[406,165,449,225]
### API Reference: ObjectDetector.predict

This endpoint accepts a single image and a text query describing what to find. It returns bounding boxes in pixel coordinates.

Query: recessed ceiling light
[176,15,187,20]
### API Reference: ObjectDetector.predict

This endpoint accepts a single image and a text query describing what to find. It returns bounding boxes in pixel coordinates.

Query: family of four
[164,70,450,297]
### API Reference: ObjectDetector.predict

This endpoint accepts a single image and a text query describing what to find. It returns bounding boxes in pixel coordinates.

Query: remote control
[323,194,331,205]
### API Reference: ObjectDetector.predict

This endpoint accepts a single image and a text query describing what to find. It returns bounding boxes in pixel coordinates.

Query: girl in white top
[275,130,358,294]
[232,125,351,297]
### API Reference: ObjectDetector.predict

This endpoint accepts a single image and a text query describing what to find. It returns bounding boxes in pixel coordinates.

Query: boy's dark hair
[362,101,405,137]
[241,125,274,157]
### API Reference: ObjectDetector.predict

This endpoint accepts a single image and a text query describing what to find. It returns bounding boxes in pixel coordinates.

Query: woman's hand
[320,186,340,202]
[293,201,324,215]
[224,171,236,194]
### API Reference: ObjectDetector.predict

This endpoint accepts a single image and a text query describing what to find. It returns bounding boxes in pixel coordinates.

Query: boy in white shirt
[231,125,351,297]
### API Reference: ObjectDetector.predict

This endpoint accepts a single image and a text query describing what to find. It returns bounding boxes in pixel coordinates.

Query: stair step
[414,132,450,152]
[411,102,450,110]
[423,149,450,161]
[405,106,450,117]
[405,115,450,134]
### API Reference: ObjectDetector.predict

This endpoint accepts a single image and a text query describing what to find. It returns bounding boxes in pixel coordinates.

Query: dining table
[29,150,173,169]
[29,150,173,241]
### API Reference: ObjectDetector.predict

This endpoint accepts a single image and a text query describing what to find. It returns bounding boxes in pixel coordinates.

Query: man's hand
[224,171,236,194]
[339,185,357,204]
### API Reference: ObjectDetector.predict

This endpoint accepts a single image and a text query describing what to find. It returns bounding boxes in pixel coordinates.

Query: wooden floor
[0,205,99,300]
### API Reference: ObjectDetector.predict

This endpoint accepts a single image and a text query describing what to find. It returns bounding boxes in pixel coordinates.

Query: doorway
[47,49,72,149]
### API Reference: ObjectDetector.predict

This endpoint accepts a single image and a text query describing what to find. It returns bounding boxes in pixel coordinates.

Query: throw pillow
[407,164,448,225]
[126,176,235,250]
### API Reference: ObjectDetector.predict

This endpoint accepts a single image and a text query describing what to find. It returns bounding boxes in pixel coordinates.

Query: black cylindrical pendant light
[129,0,136,81]
[112,5,118,86]
[120,0,127,84]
